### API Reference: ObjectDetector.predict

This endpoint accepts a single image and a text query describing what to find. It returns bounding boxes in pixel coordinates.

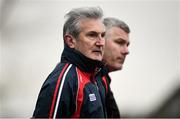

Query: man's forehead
[108,27,127,34]
[80,19,105,29]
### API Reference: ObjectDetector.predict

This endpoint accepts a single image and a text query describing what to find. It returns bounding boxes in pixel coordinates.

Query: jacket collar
[61,45,105,73]
[98,66,112,83]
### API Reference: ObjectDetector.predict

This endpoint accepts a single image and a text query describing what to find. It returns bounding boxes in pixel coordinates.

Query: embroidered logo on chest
[89,93,96,101]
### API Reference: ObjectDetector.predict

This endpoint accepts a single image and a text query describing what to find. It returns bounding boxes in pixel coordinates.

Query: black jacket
[33,46,108,118]
[97,67,121,118]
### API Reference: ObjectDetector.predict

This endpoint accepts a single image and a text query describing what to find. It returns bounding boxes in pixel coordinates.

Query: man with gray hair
[33,7,107,118]
[99,17,130,117]
[103,17,130,71]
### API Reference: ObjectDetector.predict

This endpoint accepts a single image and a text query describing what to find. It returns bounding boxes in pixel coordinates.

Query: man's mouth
[92,50,102,55]
[118,57,125,64]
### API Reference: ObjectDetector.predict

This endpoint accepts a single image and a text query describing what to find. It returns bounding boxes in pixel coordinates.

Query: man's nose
[96,36,105,46]
[122,46,129,55]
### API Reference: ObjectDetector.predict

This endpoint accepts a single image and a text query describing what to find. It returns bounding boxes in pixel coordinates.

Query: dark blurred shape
[149,86,180,118]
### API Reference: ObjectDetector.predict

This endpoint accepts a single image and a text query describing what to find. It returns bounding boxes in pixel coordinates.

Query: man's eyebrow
[87,30,105,34]
[101,31,106,35]
[86,31,98,34]
[115,38,130,45]
[114,38,126,41]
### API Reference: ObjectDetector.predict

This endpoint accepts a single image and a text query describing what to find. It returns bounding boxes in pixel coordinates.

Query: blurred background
[0,0,180,117]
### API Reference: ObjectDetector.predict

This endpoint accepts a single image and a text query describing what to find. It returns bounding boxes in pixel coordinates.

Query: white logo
[89,93,96,101]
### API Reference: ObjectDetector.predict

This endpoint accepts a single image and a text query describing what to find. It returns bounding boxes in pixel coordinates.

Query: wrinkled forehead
[79,18,106,32]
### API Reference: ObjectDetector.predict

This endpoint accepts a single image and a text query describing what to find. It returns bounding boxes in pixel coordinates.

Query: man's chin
[93,58,102,61]
[108,65,123,72]
[115,65,123,71]
[90,55,103,61]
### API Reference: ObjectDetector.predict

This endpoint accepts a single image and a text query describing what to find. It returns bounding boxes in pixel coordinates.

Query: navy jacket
[33,46,107,118]
[97,67,121,118]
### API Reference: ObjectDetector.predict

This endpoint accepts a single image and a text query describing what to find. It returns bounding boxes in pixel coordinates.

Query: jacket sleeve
[105,75,121,118]
[54,76,77,118]
[33,64,78,118]
[32,82,55,118]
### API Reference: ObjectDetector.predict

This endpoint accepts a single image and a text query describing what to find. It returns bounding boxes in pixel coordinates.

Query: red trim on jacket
[72,68,91,118]
[102,76,108,93]
[49,63,69,119]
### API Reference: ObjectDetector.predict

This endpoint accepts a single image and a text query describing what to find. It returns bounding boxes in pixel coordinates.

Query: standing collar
[61,45,105,73]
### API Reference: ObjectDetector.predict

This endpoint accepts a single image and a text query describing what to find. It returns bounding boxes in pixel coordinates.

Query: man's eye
[88,33,98,37]
[115,41,124,45]
[101,32,106,38]
[115,40,130,47]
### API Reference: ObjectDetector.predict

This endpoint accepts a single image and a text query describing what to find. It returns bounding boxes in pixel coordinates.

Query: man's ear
[64,35,76,48]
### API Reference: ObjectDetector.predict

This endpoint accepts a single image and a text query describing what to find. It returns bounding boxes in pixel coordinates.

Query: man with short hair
[33,7,107,118]
[103,17,130,71]
[101,17,130,118]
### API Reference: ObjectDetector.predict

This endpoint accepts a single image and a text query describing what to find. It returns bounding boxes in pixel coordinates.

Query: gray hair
[63,7,104,39]
[103,17,130,34]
